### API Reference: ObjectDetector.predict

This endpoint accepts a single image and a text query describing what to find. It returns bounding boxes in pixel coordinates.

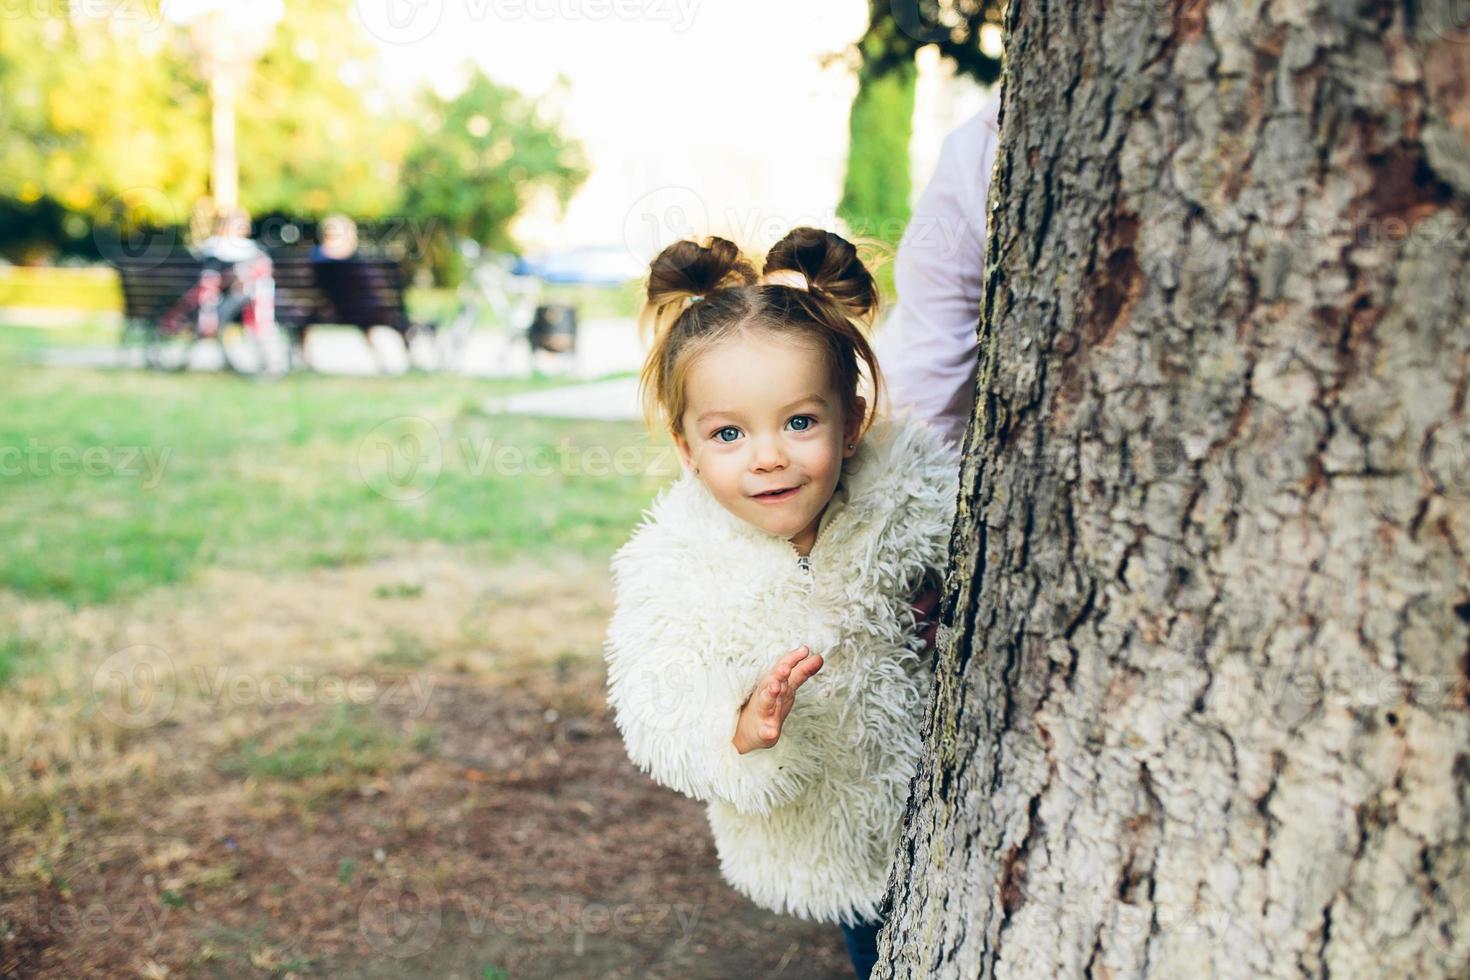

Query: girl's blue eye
[711,417,817,443]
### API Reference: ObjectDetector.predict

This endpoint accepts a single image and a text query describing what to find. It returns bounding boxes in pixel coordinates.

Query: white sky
[360,0,871,255]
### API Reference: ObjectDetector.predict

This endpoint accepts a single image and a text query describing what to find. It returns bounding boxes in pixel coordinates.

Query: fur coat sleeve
[603,529,833,815]
[601,408,961,924]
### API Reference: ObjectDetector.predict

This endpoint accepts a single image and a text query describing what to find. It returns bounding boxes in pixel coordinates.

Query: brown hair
[636,226,887,444]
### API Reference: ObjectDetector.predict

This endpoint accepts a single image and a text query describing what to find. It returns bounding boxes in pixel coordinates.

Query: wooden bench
[270,250,435,366]
[114,253,234,328]
[113,250,435,371]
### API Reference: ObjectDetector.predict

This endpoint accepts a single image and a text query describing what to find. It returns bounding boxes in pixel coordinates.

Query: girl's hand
[732,645,824,754]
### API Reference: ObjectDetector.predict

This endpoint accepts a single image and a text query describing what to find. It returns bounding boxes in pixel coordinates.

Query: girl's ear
[843,395,867,458]
[673,430,696,474]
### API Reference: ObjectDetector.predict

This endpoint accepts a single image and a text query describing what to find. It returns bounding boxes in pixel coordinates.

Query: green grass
[0,326,669,607]
[373,629,435,667]
[217,702,425,781]
[0,319,119,350]
[0,634,44,687]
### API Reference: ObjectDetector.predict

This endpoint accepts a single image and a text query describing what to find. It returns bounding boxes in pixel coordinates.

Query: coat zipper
[795,506,837,582]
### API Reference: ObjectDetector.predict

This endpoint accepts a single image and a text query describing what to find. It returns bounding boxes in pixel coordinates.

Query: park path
[27,318,648,422]
[30,316,645,380]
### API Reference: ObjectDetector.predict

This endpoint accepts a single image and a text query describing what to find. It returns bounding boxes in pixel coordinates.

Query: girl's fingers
[779,645,811,670]
[789,653,823,686]
[760,647,810,701]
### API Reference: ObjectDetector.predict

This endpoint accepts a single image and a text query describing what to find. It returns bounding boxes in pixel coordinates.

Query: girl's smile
[752,485,803,502]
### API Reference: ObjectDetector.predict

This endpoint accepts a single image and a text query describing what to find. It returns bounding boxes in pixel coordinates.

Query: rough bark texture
[876,2,1470,977]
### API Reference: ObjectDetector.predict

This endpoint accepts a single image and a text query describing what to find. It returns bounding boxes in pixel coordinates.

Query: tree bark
[877,2,1470,977]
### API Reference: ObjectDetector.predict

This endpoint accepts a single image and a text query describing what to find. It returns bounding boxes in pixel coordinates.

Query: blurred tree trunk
[836,0,1004,260]
[839,55,918,248]
[877,1,1470,977]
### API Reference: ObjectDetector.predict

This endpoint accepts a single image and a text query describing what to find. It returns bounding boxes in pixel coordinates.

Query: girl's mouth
[754,486,800,502]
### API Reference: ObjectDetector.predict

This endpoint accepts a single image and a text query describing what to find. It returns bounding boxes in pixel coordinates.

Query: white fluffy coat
[601,409,960,926]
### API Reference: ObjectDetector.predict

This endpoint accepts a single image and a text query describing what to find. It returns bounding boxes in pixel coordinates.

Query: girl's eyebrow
[697,395,828,425]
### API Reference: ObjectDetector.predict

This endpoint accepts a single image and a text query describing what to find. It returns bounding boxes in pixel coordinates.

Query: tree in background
[397,68,589,285]
[836,0,1003,276]
[0,0,399,258]
[236,0,409,221]
[840,53,918,251]
[0,2,209,258]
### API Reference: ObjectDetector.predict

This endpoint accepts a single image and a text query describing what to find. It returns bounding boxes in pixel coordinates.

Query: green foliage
[398,68,589,284]
[0,0,402,250]
[0,266,120,311]
[855,0,1005,84]
[0,2,209,231]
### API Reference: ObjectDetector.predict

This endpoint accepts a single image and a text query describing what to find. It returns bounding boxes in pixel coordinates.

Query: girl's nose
[751,436,787,470]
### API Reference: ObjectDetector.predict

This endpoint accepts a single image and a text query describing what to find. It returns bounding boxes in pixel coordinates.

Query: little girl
[602,226,960,978]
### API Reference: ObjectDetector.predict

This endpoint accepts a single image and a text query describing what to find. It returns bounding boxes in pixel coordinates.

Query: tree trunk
[877,2,1470,977]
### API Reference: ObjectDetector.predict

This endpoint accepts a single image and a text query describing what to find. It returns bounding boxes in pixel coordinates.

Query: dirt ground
[0,543,856,978]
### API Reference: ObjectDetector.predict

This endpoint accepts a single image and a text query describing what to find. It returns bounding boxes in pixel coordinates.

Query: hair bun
[762,226,879,325]
[639,236,757,345]
[646,236,755,308]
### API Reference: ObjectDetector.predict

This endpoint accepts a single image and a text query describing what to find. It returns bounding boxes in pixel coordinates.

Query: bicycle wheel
[404,321,442,372]
[219,320,291,378]
[434,308,477,374]
[145,317,200,372]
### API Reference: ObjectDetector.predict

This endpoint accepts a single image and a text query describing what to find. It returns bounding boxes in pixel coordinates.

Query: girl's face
[672,330,864,556]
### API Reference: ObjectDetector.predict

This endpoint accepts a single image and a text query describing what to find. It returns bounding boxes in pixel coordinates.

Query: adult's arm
[874,92,1003,452]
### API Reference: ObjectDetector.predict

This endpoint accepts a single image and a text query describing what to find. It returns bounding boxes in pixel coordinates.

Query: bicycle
[143,256,291,377]
[430,243,543,374]
[210,254,291,377]
[141,265,222,372]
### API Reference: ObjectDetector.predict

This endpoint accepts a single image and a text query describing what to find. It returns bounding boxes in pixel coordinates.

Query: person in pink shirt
[873,90,1003,453]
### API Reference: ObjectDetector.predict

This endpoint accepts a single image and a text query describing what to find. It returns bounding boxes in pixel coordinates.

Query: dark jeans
[839,913,885,979]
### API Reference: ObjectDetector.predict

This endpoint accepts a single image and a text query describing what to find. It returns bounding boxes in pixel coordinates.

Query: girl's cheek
[709,440,744,458]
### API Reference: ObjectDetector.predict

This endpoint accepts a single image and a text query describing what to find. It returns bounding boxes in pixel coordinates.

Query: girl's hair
[636,226,888,443]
